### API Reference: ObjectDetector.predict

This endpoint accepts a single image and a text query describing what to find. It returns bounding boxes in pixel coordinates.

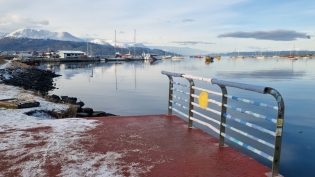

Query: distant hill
[0,37,166,56]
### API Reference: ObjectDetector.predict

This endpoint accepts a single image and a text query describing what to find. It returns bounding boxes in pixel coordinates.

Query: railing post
[186,78,194,128]
[266,88,285,177]
[218,85,228,146]
[167,75,173,115]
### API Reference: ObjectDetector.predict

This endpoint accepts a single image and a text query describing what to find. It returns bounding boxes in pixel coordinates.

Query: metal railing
[161,70,285,177]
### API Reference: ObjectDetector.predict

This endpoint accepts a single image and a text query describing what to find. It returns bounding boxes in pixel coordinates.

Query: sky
[0,0,315,53]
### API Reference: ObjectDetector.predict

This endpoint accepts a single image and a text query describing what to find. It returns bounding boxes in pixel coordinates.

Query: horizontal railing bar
[192,94,222,106]
[161,70,182,77]
[191,110,220,125]
[192,86,222,96]
[171,94,189,102]
[182,74,213,83]
[212,78,268,94]
[190,117,220,134]
[171,88,190,95]
[169,107,189,118]
[171,81,189,88]
[192,102,221,115]
[222,123,274,148]
[224,104,277,123]
[223,113,276,136]
[170,100,189,110]
[224,94,278,110]
[221,133,273,161]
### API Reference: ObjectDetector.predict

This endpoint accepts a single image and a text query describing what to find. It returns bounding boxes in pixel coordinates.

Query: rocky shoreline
[0,60,116,118]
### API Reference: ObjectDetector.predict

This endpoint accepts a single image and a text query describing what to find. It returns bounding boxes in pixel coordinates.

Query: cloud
[182,19,194,22]
[217,29,308,41]
[0,15,49,26]
[119,31,125,34]
[170,41,215,45]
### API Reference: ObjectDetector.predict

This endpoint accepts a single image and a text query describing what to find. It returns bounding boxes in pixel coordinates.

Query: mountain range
[0,28,171,56]
[0,28,211,55]
[1,28,149,49]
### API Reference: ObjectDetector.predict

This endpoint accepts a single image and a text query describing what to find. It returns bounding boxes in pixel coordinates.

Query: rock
[61,96,77,104]
[76,112,89,117]
[0,67,61,95]
[82,107,93,116]
[48,97,60,103]
[92,111,107,116]
[61,96,68,100]
[18,101,40,109]
[50,94,60,100]
[75,101,85,108]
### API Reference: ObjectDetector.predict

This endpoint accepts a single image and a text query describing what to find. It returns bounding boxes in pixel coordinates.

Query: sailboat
[256,49,265,59]
[288,46,298,60]
[125,29,144,61]
[107,30,125,61]
[171,40,184,60]
[161,45,171,59]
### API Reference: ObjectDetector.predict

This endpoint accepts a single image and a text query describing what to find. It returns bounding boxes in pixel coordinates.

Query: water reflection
[216,69,306,80]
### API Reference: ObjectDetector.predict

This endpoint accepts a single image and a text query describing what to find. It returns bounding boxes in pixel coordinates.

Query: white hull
[256,56,265,59]
[171,56,184,59]
[162,55,172,59]
[142,53,161,60]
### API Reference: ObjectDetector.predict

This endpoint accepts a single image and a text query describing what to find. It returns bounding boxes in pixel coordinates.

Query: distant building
[58,50,86,59]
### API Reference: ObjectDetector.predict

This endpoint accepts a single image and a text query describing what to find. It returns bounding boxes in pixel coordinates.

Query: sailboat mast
[134,29,136,57]
[86,40,88,57]
[115,30,116,53]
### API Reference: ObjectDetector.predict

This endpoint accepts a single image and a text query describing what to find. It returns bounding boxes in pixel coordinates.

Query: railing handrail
[161,70,285,177]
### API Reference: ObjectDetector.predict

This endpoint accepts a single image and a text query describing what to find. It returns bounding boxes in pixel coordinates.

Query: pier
[0,70,285,176]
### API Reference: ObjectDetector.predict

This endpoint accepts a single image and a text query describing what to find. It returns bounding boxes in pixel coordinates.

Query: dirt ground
[0,58,31,69]
[0,56,5,65]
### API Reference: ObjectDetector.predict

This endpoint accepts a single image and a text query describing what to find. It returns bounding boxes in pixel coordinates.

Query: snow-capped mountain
[91,39,148,48]
[89,39,111,46]
[5,28,83,42]
[2,28,149,49]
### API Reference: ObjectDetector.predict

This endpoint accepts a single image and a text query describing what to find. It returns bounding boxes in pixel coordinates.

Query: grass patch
[49,104,77,118]
[0,56,5,65]
[9,61,31,69]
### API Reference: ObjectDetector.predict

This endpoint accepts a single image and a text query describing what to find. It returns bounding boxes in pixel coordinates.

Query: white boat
[171,39,185,60]
[256,50,264,59]
[162,55,172,59]
[106,31,126,61]
[256,56,265,59]
[171,56,184,59]
[125,30,144,61]
[142,52,161,60]
[288,57,298,60]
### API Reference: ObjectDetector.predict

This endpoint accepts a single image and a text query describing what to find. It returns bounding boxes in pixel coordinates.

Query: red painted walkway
[87,115,271,176]
[1,114,272,176]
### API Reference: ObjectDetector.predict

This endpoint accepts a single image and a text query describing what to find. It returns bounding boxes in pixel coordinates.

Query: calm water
[43,57,315,177]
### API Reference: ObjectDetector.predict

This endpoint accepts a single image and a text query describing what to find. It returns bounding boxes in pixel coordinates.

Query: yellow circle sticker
[198,91,208,109]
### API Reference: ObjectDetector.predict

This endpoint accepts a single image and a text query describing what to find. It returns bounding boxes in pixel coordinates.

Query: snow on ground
[0,60,11,69]
[0,62,144,176]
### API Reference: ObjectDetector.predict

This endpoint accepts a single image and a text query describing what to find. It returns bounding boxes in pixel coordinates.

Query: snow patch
[5,28,83,42]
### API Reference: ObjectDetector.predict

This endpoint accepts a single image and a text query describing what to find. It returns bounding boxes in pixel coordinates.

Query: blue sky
[0,0,314,53]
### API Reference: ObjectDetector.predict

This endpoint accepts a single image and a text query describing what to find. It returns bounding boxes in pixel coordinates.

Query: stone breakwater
[0,65,116,118]
[0,67,60,95]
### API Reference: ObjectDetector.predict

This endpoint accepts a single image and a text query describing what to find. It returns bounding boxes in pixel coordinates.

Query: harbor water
[44,57,315,177]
